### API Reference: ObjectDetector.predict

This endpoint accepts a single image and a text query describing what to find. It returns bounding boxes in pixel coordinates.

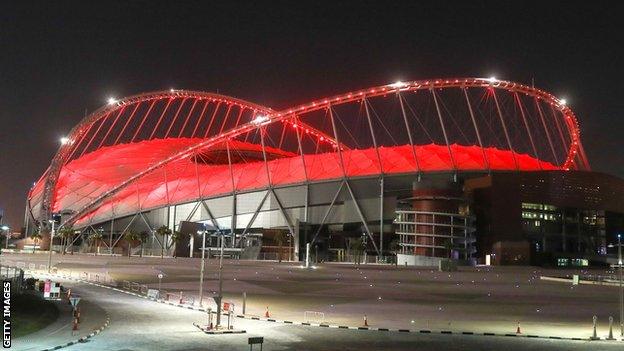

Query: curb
[34,271,624,344]
[40,316,110,351]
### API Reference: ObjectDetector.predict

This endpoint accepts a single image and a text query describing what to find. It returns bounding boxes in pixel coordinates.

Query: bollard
[242,292,247,315]
[179,291,184,304]
[591,315,599,340]
[363,314,368,326]
[208,307,213,330]
[607,316,615,340]
[265,306,270,318]
[516,321,521,334]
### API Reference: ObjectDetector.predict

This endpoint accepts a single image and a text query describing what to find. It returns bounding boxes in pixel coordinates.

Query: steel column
[515,92,542,170]
[491,89,519,170]
[430,88,457,173]
[397,92,422,177]
[463,88,490,170]
[535,98,560,165]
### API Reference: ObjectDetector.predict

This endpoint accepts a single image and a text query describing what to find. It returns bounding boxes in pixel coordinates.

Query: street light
[47,219,56,273]
[215,228,226,328]
[198,227,207,307]
[618,234,623,337]
[157,272,164,298]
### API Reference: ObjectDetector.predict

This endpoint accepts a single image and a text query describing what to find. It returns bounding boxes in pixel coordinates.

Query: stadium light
[560,98,567,105]
[107,97,117,105]
[60,137,70,145]
[251,115,270,125]
[488,76,497,83]
[389,81,407,89]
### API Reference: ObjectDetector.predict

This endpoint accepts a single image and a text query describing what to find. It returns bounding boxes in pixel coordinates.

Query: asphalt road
[47,279,624,351]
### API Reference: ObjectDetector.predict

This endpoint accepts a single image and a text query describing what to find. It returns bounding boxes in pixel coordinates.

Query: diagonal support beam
[310,181,345,245]
[113,213,137,247]
[140,212,163,250]
[240,191,270,238]
[344,180,380,255]
[271,188,295,236]
[200,200,221,231]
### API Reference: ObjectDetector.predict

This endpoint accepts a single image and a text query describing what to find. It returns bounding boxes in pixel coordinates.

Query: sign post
[69,296,81,310]
[248,337,264,351]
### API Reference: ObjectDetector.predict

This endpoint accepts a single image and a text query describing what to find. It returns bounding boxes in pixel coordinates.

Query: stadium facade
[25,78,624,265]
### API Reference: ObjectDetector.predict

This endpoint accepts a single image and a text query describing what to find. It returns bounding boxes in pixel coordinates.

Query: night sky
[1,1,622,229]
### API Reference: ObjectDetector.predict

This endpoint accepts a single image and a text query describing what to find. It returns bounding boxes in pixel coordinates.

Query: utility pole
[47,220,56,273]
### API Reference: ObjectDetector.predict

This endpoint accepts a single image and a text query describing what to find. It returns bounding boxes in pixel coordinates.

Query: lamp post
[198,228,207,307]
[157,272,163,298]
[47,220,56,273]
[215,229,225,328]
[618,233,623,337]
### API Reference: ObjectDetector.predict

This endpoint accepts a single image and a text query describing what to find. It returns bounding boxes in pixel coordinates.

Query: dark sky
[1,1,622,229]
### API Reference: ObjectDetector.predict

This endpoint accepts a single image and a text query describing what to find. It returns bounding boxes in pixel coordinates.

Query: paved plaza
[3,251,623,348]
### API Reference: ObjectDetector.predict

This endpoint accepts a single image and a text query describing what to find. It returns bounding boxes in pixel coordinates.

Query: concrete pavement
[11,287,108,351]
[4,252,624,350]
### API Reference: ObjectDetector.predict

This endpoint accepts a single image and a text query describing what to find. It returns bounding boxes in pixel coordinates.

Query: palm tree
[88,232,103,255]
[31,232,42,253]
[155,225,172,258]
[124,230,140,257]
[58,227,75,255]
[274,231,286,263]
[169,231,185,258]
[443,239,454,259]
[349,237,364,265]
[139,231,149,257]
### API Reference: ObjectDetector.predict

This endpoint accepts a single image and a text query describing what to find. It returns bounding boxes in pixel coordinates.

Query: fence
[0,266,24,293]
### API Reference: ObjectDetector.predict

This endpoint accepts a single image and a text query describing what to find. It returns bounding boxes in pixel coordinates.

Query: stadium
[24,78,624,266]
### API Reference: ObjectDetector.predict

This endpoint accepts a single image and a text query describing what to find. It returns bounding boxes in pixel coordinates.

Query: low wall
[397,254,443,267]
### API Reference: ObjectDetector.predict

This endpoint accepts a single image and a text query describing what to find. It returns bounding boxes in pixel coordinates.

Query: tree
[88,232,103,255]
[155,225,172,258]
[169,231,186,258]
[388,239,400,266]
[124,230,140,257]
[57,227,75,255]
[274,231,286,263]
[139,231,149,257]
[31,232,42,253]
[349,237,364,265]
[443,239,454,259]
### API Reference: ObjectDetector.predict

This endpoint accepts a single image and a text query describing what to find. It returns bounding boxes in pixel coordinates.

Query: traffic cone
[516,321,521,334]
[364,314,368,327]
[265,306,270,318]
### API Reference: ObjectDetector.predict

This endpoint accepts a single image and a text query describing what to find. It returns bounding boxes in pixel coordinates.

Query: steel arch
[34,78,586,228]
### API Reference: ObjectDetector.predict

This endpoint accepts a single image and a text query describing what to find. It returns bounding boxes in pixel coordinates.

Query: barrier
[304,311,325,324]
